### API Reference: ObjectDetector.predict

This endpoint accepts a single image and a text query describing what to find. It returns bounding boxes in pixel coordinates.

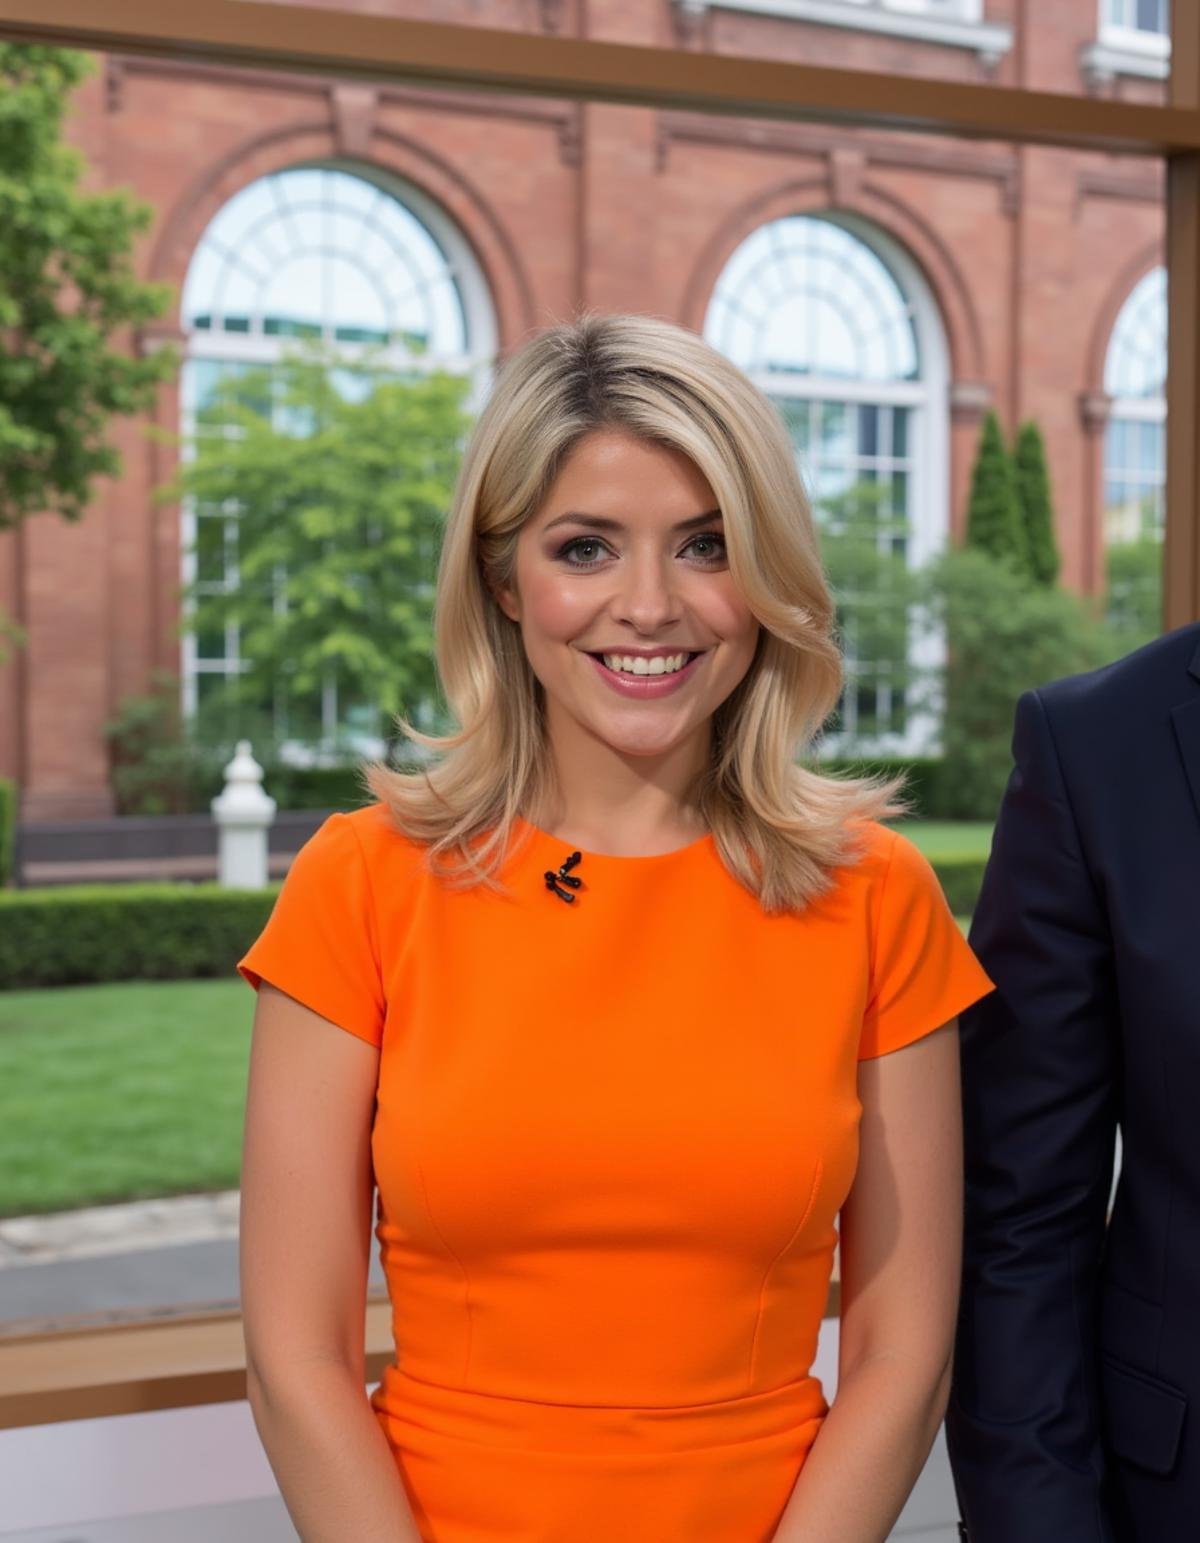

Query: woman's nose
[611,554,684,633]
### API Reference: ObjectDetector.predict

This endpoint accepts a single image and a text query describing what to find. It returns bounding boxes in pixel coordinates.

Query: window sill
[1081,37,1170,86]
[0,1285,841,1429]
[678,1,1012,69]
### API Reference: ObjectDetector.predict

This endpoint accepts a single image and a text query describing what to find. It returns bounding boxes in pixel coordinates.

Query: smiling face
[493,429,761,769]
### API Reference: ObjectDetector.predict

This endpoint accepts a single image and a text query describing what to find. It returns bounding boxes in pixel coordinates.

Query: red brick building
[0,0,1170,819]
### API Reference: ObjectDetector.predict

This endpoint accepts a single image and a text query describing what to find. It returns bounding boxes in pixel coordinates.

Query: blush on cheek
[524,579,594,641]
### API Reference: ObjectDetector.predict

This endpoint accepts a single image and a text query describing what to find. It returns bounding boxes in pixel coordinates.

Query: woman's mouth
[584,649,708,698]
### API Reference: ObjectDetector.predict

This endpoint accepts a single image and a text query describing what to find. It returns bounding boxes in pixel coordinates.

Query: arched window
[180,164,496,747]
[705,214,949,751]
[1103,266,1165,638]
[1104,265,1165,543]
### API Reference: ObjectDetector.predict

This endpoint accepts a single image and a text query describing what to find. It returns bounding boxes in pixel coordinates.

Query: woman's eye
[559,537,608,566]
[556,532,726,567]
[686,532,727,564]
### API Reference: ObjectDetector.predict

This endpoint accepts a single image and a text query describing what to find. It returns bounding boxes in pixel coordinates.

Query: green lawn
[897,820,993,860]
[0,978,253,1217]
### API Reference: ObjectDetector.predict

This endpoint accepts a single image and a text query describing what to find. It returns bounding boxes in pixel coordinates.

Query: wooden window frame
[0,0,1194,1424]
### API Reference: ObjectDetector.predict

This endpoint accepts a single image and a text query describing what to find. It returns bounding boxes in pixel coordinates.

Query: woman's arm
[240,982,423,1543]
[771,1020,963,1543]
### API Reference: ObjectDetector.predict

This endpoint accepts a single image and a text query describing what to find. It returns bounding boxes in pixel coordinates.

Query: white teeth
[600,651,690,676]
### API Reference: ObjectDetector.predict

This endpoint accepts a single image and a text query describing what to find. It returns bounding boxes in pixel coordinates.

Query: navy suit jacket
[945,622,1200,1542]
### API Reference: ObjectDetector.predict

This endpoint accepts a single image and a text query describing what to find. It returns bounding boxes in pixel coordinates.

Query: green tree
[1013,419,1060,587]
[164,347,470,751]
[0,46,174,530]
[965,410,1027,573]
[817,479,919,742]
[1104,532,1163,656]
[918,547,1106,819]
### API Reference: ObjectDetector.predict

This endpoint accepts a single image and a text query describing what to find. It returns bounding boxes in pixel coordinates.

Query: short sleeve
[238,813,385,1048]
[858,830,994,1061]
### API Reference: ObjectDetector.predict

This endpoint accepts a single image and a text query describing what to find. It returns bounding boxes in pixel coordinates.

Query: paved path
[0,1191,384,1326]
[0,1192,242,1268]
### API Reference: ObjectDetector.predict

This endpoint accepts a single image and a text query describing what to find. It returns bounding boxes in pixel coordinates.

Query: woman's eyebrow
[542,508,722,534]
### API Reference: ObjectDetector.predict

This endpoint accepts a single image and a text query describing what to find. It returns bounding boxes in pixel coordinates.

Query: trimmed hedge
[0,850,989,991]
[0,884,278,991]
[929,853,988,919]
[185,761,372,815]
[815,758,952,820]
[0,777,14,888]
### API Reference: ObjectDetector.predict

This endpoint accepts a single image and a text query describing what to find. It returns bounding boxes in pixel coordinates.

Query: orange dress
[239,805,992,1542]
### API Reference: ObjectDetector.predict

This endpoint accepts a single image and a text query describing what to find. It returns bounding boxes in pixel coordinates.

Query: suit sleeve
[945,689,1119,1543]
[238,813,385,1049]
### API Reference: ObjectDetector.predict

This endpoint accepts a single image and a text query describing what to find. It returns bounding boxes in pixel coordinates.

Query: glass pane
[3,31,1175,1359]
[192,514,228,587]
[192,618,228,662]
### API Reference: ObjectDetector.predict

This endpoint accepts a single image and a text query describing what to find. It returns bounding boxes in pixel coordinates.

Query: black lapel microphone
[545,850,583,903]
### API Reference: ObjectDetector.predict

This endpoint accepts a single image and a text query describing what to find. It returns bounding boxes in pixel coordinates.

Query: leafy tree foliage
[817,479,919,739]
[166,348,470,750]
[1013,419,1060,587]
[918,547,1107,819]
[1104,534,1163,655]
[965,410,1027,573]
[0,45,174,529]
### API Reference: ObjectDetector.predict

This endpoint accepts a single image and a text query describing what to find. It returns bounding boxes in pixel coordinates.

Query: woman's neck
[531,711,712,855]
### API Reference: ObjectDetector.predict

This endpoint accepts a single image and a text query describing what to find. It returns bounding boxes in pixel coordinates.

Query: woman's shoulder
[832,818,901,885]
[818,820,942,912]
[301,802,431,879]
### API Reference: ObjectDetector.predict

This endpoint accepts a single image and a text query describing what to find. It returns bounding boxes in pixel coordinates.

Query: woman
[237,312,992,1543]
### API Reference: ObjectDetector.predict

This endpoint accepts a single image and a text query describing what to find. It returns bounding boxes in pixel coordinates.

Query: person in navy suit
[945,620,1200,1542]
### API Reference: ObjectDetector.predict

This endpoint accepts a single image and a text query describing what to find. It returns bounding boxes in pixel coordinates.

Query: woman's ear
[492,581,520,624]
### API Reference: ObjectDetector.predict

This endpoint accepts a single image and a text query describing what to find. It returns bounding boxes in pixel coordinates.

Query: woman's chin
[582,713,703,761]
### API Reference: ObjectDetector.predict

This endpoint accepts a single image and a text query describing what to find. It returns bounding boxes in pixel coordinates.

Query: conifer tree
[965,410,1028,573]
[1013,419,1060,587]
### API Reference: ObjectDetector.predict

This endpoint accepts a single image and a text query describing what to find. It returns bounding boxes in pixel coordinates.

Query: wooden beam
[0,1286,841,1428]
[0,0,1196,157]
[0,1299,395,1429]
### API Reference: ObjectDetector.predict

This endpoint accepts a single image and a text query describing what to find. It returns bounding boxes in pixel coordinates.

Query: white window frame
[1103,266,1167,547]
[704,212,950,759]
[180,161,496,760]
[1083,0,1171,84]
[675,0,1012,68]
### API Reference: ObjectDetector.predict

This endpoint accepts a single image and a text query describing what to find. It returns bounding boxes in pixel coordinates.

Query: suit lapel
[1171,639,1200,826]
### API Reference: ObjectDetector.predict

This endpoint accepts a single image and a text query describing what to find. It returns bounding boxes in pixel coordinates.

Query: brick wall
[0,0,1166,815]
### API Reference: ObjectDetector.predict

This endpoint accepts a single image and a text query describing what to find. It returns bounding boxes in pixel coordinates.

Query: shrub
[1104,535,1162,654]
[0,777,15,888]
[920,548,1106,821]
[927,853,989,918]
[0,884,277,991]
[104,674,196,816]
[187,761,371,815]
[814,756,950,820]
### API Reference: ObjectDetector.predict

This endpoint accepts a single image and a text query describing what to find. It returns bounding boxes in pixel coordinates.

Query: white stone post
[211,741,277,889]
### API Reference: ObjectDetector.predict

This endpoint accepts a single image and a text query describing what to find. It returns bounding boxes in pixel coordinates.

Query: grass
[0,978,253,1217]
[896,820,993,860]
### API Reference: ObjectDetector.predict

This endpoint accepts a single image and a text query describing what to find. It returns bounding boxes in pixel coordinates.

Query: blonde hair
[365,311,903,913]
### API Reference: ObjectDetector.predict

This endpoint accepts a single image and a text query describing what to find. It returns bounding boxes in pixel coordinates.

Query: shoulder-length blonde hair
[365,311,903,913]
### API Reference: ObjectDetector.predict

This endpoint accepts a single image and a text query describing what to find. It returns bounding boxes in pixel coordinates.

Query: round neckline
[513,814,715,864]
